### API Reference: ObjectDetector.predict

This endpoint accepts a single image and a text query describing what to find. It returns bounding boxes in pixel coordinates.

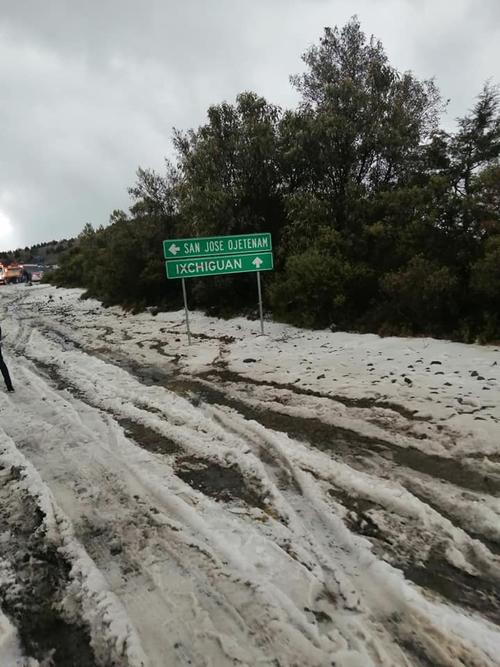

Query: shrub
[381,256,459,335]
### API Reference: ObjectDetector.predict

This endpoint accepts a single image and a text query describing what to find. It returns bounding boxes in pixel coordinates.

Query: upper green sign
[163,233,272,260]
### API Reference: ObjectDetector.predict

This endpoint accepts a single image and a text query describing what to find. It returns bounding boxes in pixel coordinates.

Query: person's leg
[0,349,14,391]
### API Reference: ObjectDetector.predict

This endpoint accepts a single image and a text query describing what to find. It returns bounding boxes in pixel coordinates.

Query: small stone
[243,358,257,363]
[109,540,122,556]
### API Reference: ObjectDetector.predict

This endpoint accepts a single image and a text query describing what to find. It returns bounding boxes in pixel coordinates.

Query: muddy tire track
[326,486,500,625]
[167,376,500,497]
[0,464,98,667]
[204,368,425,421]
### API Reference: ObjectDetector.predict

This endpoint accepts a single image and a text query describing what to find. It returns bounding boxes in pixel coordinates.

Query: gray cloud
[0,0,499,250]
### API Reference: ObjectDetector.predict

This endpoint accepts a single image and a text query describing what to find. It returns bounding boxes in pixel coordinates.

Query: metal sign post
[181,278,191,346]
[256,271,264,335]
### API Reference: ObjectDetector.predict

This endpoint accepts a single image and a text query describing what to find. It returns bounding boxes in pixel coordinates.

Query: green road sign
[163,233,272,260]
[165,251,273,279]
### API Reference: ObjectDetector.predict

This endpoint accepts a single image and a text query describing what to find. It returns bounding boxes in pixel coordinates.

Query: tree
[449,84,500,199]
[275,18,443,322]
[128,163,180,218]
[174,92,284,239]
[282,17,442,231]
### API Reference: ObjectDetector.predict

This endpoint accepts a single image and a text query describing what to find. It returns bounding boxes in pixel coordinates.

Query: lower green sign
[166,251,273,279]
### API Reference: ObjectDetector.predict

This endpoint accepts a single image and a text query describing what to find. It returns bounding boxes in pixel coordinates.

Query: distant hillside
[0,238,76,266]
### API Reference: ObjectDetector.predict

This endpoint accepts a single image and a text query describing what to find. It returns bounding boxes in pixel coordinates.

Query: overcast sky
[1,0,499,252]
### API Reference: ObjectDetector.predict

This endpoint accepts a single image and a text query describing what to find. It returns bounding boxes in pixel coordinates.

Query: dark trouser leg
[0,350,13,390]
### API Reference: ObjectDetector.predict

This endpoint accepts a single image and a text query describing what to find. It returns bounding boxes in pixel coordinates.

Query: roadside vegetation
[0,239,75,267]
[41,18,500,341]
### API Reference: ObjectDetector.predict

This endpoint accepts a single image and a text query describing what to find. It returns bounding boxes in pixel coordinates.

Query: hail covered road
[1,284,500,667]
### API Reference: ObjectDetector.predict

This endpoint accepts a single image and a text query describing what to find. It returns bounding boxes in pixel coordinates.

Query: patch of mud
[156,328,236,345]
[192,332,236,344]
[119,418,180,456]
[149,341,182,360]
[404,484,500,557]
[392,630,446,667]
[174,455,266,509]
[205,369,424,421]
[98,350,178,387]
[405,549,500,625]
[0,464,97,667]
[393,447,500,496]
[29,357,71,393]
[328,486,500,626]
[40,326,84,350]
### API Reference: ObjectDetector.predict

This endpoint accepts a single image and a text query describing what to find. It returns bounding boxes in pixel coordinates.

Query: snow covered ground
[0,283,499,666]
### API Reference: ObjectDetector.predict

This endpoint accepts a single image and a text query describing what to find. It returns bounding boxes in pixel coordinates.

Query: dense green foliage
[47,18,500,341]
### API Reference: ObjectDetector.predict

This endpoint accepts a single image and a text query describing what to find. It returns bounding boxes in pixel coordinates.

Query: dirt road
[1,285,499,666]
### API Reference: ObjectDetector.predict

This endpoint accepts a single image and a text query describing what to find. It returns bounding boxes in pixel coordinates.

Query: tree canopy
[47,18,500,342]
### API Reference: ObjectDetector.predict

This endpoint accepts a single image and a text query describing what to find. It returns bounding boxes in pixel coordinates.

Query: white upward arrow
[169,243,181,255]
[252,257,263,269]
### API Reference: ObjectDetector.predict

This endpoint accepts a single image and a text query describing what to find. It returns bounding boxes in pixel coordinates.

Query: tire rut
[165,376,500,497]
[326,487,500,626]
[0,464,98,667]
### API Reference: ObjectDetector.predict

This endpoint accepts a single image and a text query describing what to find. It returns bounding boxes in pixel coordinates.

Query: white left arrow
[252,257,263,269]
[169,243,181,255]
